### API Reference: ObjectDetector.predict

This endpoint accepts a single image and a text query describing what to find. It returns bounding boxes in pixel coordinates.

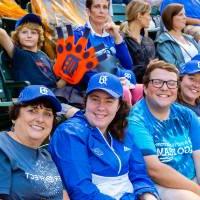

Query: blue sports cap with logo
[115,68,136,85]
[86,72,123,98]
[192,54,200,61]
[15,13,42,29]
[18,85,61,112]
[180,60,200,76]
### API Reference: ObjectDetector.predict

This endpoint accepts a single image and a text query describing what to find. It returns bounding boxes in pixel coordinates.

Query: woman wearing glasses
[127,60,200,200]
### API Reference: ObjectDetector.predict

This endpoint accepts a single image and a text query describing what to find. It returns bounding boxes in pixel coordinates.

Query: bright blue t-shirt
[127,98,200,180]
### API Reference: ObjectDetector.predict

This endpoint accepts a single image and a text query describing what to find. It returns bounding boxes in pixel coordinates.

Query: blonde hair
[120,0,151,34]
[11,22,44,49]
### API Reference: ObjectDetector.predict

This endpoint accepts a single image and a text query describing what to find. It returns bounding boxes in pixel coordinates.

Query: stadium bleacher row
[0,1,161,130]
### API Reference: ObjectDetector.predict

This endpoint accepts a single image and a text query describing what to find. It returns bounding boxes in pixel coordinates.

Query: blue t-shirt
[127,99,200,180]
[11,47,57,88]
[0,132,63,199]
[160,0,200,19]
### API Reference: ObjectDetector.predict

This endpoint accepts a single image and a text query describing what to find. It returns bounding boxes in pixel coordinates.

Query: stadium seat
[0,78,13,131]
[0,51,30,101]
[1,17,17,35]
[112,4,126,24]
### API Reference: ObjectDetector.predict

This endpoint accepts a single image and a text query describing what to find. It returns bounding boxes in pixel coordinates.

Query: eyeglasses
[149,79,178,89]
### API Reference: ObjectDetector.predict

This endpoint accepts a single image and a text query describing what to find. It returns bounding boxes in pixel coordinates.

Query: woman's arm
[104,20,133,69]
[0,28,14,58]
[49,123,114,200]
[144,155,200,196]
[193,150,200,184]
[63,190,70,200]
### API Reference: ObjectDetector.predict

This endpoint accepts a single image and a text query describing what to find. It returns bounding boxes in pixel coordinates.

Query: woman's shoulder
[54,111,91,139]
[155,32,174,43]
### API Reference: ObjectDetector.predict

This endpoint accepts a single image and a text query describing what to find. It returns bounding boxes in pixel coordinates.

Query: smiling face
[144,68,178,111]
[87,0,109,26]
[172,8,186,31]
[13,104,54,147]
[85,90,120,134]
[180,74,200,105]
[18,26,39,51]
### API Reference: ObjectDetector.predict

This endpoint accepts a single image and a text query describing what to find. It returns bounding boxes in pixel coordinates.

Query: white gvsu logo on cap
[99,75,108,85]
[198,62,200,69]
[40,87,48,95]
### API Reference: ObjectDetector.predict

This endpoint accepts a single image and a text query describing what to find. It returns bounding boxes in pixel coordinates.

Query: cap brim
[20,95,62,112]
[87,88,121,98]
[181,70,200,76]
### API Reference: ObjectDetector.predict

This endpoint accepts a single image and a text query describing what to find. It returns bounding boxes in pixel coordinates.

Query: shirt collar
[86,21,110,37]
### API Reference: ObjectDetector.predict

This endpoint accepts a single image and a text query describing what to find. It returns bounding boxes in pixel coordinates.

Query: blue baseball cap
[180,60,200,76]
[115,68,136,85]
[86,72,123,98]
[17,85,61,112]
[15,13,42,29]
[192,54,200,61]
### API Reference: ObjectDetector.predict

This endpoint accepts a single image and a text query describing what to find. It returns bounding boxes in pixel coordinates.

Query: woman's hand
[104,17,123,44]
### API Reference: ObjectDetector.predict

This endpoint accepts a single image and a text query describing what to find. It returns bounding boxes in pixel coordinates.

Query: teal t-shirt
[127,99,200,180]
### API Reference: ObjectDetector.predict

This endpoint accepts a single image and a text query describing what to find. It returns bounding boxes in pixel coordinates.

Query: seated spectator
[49,72,159,200]
[120,0,156,83]
[155,3,200,69]
[74,0,133,76]
[127,60,200,199]
[177,60,200,117]
[160,0,200,42]
[61,0,135,108]
[0,85,69,199]
[0,13,64,89]
[0,13,79,117]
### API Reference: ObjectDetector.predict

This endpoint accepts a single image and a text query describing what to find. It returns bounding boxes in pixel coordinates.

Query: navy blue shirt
[12,47,57,88]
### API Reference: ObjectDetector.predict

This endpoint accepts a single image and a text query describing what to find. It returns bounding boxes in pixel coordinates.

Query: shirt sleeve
[188,110,200,150]
[115,41,133,70]
[127,110,157,156]
[0,149,11,195]
[127,139,159,199]
[49,123,115,200]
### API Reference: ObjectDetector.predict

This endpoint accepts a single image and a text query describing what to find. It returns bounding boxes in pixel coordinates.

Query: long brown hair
[85,96,130,141]
[177,76,200,105]
[107,99,130,141]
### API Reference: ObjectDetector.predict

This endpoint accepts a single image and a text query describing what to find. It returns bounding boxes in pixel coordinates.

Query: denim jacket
[155,32,200,70]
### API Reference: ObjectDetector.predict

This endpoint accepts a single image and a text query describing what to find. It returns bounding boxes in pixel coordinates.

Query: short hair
[11,22,44,49]
[85,0,110,9]
[143,60,179,87]
[9,99,57,127]
[162,3,184,31]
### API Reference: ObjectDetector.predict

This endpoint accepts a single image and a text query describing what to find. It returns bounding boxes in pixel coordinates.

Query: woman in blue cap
[178,60,200,117]
[49,72,159,200]
[0,85,69,199]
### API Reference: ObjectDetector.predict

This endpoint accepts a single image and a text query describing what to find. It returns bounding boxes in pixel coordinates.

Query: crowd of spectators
[0,0,200,199]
